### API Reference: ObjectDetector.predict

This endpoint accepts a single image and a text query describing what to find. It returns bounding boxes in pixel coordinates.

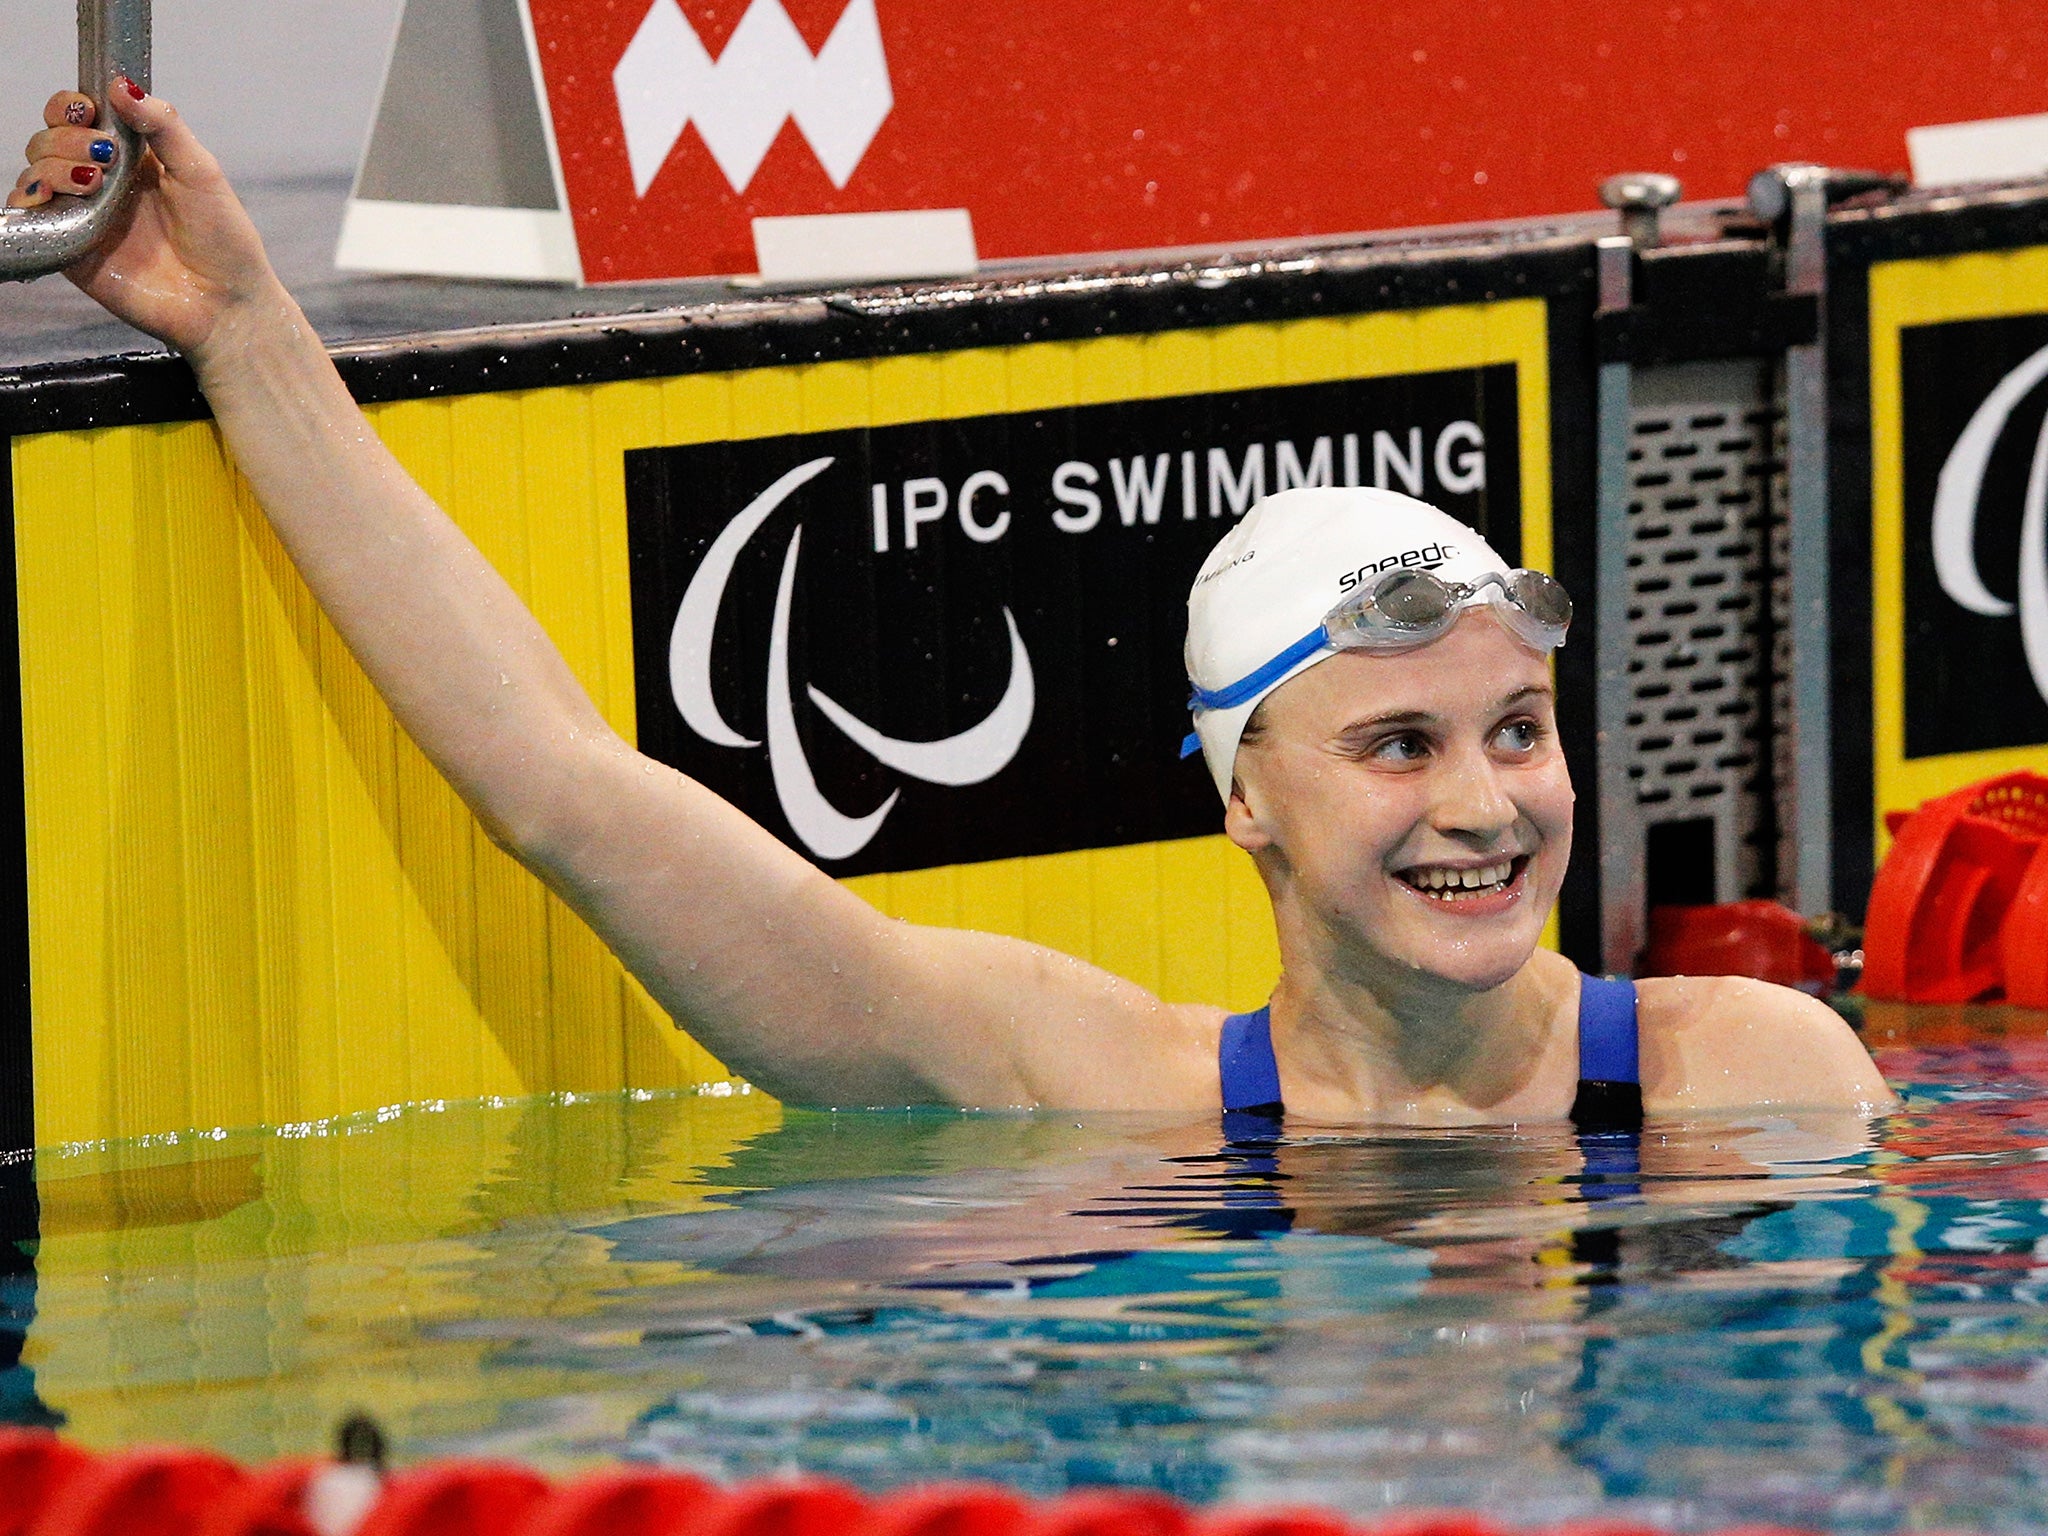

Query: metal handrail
[0,0,151,282]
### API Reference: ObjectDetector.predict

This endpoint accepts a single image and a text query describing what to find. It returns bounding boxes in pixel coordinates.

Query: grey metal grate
[1621,360,1782,904]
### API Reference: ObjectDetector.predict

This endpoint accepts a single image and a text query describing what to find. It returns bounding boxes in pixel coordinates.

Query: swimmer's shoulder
[1633,973,1899,1114]
[998,958,1232,1111]
[1067,994,1232,1110]
[1058,997,1231,1113]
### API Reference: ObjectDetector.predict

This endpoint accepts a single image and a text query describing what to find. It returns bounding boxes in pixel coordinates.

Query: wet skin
[1229,609,1572,1001]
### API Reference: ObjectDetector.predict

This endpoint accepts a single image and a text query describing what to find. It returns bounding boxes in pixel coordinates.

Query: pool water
[7,1004,2048,1533]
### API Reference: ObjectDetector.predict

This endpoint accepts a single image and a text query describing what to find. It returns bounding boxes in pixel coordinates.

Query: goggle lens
[1323,567,1571,653]
[1374,570,1456,629]
[1508,569,1573,629]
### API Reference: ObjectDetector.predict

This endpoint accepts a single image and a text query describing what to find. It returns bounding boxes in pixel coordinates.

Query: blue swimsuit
[1218,973,1644,1138]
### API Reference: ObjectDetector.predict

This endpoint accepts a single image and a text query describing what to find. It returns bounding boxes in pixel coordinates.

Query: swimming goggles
[1181,568,1572,754]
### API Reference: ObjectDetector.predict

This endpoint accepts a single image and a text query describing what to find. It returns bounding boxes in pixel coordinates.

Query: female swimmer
[9,86,1894,1125]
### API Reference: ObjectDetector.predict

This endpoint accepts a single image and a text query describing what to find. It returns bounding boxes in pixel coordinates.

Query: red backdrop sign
[521,0,2048,284]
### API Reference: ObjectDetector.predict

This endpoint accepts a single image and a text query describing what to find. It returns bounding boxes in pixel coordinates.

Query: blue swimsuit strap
[1219,1005,1283,1114]
[1218,1004,1284,1146]
[1575,974,1640,1086]
[1217,972,1643,1123]
[1569,973,1644,1136]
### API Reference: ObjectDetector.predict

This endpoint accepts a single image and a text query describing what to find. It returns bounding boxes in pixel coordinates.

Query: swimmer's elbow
[473,802,534,860]
[456,731,624,872]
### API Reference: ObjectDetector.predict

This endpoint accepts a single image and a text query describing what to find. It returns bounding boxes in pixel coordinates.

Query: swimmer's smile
[1394,855,1530,910]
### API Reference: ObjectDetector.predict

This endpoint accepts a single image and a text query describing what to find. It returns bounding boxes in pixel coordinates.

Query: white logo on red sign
[1932,341,2048,708]
[613,0,894,197]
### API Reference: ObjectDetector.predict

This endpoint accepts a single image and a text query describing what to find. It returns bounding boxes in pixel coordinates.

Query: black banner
[1900,313,2048,760]
[626,365,1520,874]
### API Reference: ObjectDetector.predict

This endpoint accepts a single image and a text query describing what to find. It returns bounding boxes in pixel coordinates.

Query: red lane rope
[0,1430,1831,1536]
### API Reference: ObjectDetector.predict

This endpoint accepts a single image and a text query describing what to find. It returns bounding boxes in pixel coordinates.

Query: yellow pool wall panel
[13,299,1551,1147]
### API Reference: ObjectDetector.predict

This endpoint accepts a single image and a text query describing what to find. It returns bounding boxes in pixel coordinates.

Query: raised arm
[13,86,1222,1111]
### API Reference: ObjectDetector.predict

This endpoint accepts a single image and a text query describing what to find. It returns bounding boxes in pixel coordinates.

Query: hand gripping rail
[0,0,151,282]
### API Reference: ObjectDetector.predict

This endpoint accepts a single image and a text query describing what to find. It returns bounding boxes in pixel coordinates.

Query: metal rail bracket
[0,0,151,283]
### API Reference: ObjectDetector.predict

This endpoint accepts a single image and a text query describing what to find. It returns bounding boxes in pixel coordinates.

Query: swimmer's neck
[1267,947,1577,1120]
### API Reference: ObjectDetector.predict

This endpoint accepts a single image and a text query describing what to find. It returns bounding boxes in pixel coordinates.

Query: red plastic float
[353,1462,553,1536]
[1637,900,1836,990]
[0,1428,1946,1536]
[0,1431,96,1536]
[1193,1511,1353,1536]
[517,1468,716,1536]
[24,1445,245,1536]
[851,1487,1032,1536]
[1864,772,2048,1003]
[194,1458,326,1536]
[1342,1519,1505,1536]
[2001,837,2048,1009]
[679,1480,870,1536]
[1016,1494,1189,1536]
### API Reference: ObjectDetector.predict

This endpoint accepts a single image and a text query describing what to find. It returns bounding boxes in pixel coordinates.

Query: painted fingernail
[65,101,91,126]
[24,181,40,197]
[70,165,95,186]
[89,138,115,164]
[118,76,145,101]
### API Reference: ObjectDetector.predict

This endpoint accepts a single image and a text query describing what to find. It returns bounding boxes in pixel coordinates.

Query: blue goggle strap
[1178,625,1328,759]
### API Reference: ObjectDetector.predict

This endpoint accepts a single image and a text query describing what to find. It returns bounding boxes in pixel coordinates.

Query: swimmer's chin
[1374,938,1554,1000]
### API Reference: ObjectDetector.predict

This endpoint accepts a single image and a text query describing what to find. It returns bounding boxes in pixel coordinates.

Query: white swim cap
[1182,486,1526,801]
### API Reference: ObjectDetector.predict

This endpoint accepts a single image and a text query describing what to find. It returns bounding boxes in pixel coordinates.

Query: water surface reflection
[10,1009,2048,1533]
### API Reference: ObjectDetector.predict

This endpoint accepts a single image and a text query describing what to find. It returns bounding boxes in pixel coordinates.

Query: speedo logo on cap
[1336,542,1459,593]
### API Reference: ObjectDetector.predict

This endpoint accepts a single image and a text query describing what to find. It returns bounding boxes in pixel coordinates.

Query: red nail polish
[70,165,95,186]
[118,76,145,101]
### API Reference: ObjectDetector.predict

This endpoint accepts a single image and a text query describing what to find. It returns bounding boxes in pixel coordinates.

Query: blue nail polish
[89,138,115,165]
[24,181,40,196]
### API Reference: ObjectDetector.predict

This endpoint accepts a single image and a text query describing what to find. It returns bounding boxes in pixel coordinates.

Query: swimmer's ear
[1224,777,1272,852]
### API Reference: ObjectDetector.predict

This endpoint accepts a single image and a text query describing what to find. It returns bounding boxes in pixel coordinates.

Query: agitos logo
[1902,314,2048,757]
[623,365,1520,876]
[665,456,1033,861]
[1931,341,2048,707]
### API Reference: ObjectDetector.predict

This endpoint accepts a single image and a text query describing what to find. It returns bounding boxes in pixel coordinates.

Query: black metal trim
[1825,254,1878,922]
[1546,283,1604,973]
[1593,244,1819,367]
[0,239,1597,437]
[1828,183,2048,267]
[0,437,29,1156]
[1595,293,1818,366]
